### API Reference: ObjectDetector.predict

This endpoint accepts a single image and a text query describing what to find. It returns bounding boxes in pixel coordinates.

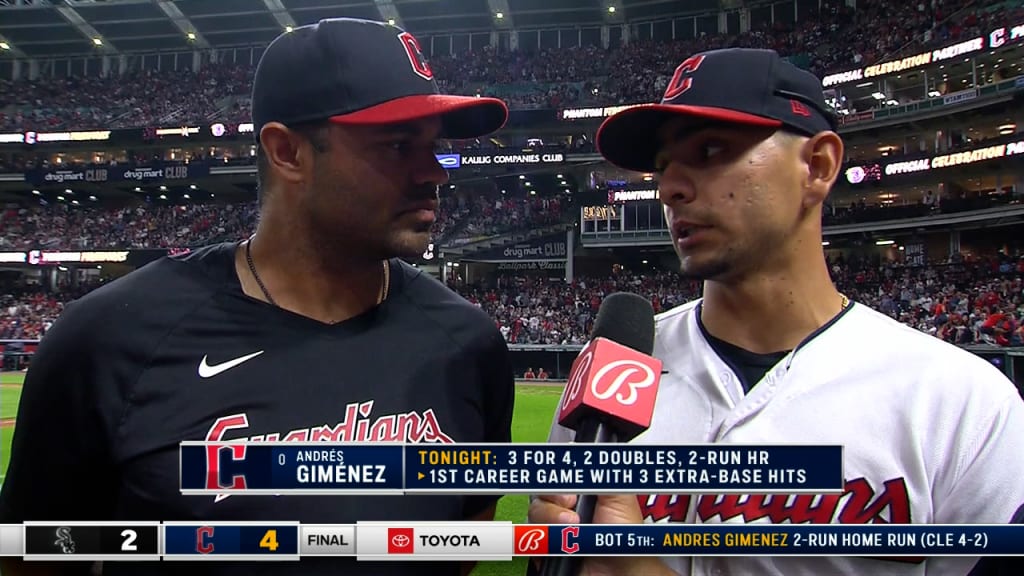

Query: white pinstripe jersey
[547,300,1024,576]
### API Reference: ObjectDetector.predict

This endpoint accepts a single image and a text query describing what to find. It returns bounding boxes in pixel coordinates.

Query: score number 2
[120,529,137,551]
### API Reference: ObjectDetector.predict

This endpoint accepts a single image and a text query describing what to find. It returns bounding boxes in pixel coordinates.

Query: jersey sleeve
[0,301,118,522]
[462,328,516,519]
[931,371,1024,576]
[933,379,1024,525]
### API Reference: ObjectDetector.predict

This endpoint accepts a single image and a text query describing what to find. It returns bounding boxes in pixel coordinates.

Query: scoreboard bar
[163,521,299,561]
[0,524,24,556]
[23,522,160,561]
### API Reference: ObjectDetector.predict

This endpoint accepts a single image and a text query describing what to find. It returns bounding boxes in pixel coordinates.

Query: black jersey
[0,242,515,575]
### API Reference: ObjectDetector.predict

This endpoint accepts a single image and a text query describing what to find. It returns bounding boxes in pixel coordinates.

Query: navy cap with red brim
[328,94,509,140]
[596,103,782,174]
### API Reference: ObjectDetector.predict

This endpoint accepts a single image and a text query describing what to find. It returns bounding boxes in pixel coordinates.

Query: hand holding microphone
[529,293,677,576]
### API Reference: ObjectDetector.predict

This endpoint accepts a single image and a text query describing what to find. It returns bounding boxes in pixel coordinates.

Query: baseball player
[529,48,1024,576]
[0,18,514,576]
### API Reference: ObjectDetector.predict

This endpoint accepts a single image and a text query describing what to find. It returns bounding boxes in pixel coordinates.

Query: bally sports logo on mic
[559,337,661,439]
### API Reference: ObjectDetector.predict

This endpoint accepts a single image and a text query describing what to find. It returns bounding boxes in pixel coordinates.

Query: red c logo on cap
[399,32,433,81]
[663,54,706,101]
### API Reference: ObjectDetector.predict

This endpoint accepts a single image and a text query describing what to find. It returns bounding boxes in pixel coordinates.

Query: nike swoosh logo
[198,350,265,378]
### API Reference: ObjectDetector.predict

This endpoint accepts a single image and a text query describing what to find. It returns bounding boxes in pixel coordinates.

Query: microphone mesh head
[590,292,656,355]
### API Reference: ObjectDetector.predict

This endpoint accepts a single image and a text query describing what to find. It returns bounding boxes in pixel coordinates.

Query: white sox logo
[517,528,546,552]
[590,359,656,405]
[561,526,580,554]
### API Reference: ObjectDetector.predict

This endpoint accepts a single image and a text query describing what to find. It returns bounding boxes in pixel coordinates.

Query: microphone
[538,292,663,576]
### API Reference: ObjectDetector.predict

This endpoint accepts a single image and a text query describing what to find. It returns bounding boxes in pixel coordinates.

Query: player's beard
[675,226,788,283]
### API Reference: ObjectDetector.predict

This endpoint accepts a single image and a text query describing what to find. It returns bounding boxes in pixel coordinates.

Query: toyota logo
[391,534,409,548]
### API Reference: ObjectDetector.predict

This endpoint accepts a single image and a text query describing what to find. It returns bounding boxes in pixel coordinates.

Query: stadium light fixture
[159,185,167,191]
[556,174,563,178]
[286,26,294,33]
[159,194,167,200]
[31,190,39,195]
[870,92,886,100]
[449,184,456,189]
[187,32,196,40]
[388,19,395,26]
[57,196,65,201]
[642,174,653,181]
[518,175,525,179]
[189,184,197,190]
[92,38,102,46]
[821,241,830,246]
[71,200,80,206]
[496,12,503,19]
[0,42,9,51]
[134,187,141,192]
[875,240,895,246]
[608,6,616,13]
[88,195,97,201]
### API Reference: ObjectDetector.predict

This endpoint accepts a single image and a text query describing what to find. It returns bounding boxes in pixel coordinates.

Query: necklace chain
[244,235,389,308]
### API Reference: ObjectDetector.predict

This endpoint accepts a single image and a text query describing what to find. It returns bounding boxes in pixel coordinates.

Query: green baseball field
[0,373,561,576]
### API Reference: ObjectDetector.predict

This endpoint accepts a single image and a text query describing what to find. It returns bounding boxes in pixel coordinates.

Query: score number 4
[260,529,279,552]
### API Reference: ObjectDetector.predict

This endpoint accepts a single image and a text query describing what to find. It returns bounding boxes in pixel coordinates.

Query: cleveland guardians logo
[663,54,706,100]
[560,526,580,554]
[196,526,215,554]
[398,32,433,80]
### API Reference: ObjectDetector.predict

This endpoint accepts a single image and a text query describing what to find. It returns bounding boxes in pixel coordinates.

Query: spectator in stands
[523,367,535,379]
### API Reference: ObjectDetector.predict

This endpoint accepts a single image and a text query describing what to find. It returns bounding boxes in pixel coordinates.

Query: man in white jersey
[528,48,1024,576]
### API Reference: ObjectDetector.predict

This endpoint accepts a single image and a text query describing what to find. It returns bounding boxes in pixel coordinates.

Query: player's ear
[258,122,310,186]
[799,130,843,209]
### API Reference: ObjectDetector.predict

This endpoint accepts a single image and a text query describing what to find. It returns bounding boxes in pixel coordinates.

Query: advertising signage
[608,188,658,203]
[25,162,210,186]
[559,104,642,121]
[845,139,1024,184]
[432,152,566,167]
[463,232,569,262]
[822,22,1024,88]
[0,249,189,267]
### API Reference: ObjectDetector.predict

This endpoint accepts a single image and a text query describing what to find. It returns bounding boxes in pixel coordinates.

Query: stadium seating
[1,0,1017,131]
[4,256,1021,346]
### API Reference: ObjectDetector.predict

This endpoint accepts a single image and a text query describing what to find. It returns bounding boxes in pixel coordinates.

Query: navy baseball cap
[596,48,838,173]
[252,18,508,141]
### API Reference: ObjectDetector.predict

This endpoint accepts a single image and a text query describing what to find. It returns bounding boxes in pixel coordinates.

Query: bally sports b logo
[663,54,706,100]
[589,359,657,405]
[399,32,433,81]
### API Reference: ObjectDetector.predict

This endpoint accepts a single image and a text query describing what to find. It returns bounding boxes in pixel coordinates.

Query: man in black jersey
[0,18,514,576]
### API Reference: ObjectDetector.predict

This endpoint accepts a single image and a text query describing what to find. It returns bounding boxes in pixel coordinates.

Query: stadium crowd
[459,253,1024,348]
[3,253,1022,347]
[1,0,1017,130]
[0,193,565,251]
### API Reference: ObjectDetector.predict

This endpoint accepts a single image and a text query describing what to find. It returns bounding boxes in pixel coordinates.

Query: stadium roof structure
[0,0,728,58]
